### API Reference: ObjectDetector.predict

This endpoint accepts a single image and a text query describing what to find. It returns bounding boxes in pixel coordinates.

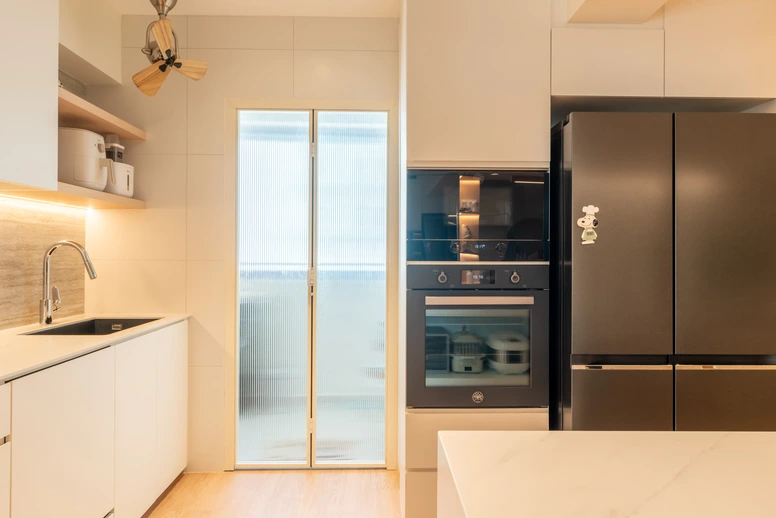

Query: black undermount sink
[26,318,160,336]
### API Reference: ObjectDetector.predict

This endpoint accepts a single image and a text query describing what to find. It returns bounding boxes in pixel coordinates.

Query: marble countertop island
[438,431,776,518]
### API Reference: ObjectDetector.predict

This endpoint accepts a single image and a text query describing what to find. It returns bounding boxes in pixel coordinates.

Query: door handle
[572,365,672,371]
[676,365,776,371]
[425,296,535,306]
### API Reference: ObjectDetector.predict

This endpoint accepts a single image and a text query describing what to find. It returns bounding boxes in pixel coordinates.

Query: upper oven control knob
[437,271,448,284]
[449,242,461,254]
[510,271,521,284]
[495,242,507,254]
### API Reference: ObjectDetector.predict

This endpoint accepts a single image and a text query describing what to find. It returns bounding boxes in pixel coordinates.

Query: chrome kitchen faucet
[40,240,98,324]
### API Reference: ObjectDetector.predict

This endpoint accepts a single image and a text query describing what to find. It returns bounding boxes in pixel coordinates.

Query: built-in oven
[407,264,549,408]
[407,170,549,262]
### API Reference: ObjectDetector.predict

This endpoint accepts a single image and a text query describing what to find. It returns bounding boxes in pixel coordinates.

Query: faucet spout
[41,240,98,324]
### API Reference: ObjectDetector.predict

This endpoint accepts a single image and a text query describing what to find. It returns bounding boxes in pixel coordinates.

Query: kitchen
[2,0,776,517]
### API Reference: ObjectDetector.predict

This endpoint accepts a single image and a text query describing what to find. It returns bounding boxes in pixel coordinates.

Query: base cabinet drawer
[406,409,548,470]
[0,443,9,518]
[405,471,437,518]
[676,367,776,431]
[571,366,674,431]
[11,348,115,518]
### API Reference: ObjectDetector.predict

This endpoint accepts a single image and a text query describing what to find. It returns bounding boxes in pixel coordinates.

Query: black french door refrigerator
[552,112,776,431]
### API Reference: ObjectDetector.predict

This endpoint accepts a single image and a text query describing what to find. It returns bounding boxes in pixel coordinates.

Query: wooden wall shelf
[58,88,146,141]
[0,182,146,210]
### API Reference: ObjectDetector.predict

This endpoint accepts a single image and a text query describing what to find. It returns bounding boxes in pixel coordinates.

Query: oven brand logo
[472,391,484,404]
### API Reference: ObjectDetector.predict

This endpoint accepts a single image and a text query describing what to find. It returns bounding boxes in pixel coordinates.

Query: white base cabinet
[155,322,188,491]
[116,321,188,518]
[11,348,115,518]
[0,443,9,518]
[403,409,548,518]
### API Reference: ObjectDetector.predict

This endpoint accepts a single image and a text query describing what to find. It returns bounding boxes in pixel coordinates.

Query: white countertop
[437,430,776,518]
[0,314,189,383]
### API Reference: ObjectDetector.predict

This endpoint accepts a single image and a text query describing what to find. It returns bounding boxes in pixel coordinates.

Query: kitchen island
[438,430,776,517]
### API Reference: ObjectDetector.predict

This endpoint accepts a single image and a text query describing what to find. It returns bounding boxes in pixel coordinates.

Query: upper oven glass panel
[407,170,548,262]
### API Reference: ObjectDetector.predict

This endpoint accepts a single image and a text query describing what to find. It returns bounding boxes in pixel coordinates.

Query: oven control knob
[449,242,461,254]
[495,242,507,254]
[438,272,448,284]
[510,271,521,284]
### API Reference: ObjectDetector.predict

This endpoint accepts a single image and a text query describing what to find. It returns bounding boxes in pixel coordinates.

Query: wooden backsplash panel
[0,198,86,330]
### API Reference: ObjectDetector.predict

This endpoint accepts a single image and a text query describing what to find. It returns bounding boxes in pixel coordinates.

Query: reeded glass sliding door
[237,109,388,467]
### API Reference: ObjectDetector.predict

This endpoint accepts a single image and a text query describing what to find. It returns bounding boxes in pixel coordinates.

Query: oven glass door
[407,171,548,262]
[407,291,549,408]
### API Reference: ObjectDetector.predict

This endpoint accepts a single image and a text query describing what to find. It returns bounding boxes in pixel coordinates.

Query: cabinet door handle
[676,365,776,371]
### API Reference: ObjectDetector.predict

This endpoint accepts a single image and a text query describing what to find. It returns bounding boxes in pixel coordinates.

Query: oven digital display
[461,269,496,285]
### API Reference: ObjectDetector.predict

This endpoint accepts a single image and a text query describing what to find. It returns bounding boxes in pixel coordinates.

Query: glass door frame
[227,102,397,470]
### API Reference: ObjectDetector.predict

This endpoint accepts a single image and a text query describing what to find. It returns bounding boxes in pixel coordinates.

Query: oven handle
[425,296,535,306]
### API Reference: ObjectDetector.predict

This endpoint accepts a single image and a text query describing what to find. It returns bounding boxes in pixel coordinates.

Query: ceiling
[108,0,401,18]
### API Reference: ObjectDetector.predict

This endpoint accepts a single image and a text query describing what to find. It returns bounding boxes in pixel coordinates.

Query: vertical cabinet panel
[11,348,115,518]
[676,368,776,431]
[407,0,550,167]
[115,334,159,518]
[675,114,776,355]
[157,322,189,488]
[569,113,674,356]
[0,443,8,518]
[405,471,437,518]
[0,384,8,439]
[570,367,674,431]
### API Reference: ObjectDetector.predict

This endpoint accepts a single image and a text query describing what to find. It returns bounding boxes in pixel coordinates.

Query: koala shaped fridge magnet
[577,205,600,245]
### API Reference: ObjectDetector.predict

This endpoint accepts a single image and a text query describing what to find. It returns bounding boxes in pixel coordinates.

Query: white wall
[86,15,399,472]
[59,0,122,84]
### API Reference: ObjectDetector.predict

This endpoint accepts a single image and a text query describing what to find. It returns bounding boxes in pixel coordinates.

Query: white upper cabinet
[665,0,776,98]
[407,0,551,169]
[552,29,664,97]
[11,348,115,518]
[0,0,58,190]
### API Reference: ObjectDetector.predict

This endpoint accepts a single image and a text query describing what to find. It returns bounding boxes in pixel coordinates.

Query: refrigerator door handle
[572,365,673,371]
[676,365,776,371]
[425,296,535,306]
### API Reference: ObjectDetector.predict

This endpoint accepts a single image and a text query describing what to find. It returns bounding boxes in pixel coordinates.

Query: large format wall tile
[122,15,188,49]
[187,155,225,261]
[188,16,293,50]
[294,50,399,101]
[85,260,186,314]
[86,154,187,262]
[187,49,294,155]
[88,49,188,156]
[187,261,226,367]
[188,366,226,471]
[294,17,399,51]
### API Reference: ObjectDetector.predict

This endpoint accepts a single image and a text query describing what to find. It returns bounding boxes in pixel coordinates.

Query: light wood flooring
[147,470,401,518]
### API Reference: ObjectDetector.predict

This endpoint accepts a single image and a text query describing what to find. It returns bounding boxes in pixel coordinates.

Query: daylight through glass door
[237,109,388,467]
